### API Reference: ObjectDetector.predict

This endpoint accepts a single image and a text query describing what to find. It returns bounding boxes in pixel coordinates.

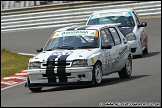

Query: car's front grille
[42,73,71,77]
[42,61,71,67]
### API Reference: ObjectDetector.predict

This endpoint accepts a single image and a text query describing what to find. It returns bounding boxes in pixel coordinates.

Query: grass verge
[1,49,33,79]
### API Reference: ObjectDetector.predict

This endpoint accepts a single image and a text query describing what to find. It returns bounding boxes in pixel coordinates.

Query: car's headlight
[28,62,41,69]
[72,59,88,67]
[125,33,136,41]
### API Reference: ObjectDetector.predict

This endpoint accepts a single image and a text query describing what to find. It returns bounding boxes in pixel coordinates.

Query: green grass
[1,49,33,79]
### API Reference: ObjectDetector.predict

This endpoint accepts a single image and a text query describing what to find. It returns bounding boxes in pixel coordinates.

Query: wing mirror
[138,22,147,27]
[37,48,43,52]
[101,45,112,49]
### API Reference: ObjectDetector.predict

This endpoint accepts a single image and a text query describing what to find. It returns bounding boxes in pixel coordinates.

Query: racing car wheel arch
[27,76,42,92]
[91,60,103,85]
[118,55,132,78]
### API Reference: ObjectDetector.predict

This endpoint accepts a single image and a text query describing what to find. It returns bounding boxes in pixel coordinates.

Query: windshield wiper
[57,46,75,50]
[46,47,57,51]
[77,46,97,49]
[46,49,52,51]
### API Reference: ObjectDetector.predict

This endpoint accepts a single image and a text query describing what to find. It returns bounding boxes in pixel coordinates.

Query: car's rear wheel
[138,39,144,58]
[143,43,148,54]
[118,56,132,78]
[27,77,42,92]
[91,62,102,85]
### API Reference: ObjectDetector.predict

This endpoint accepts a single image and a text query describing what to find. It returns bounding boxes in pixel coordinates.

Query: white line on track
[18,53,36,56]
[1,81,26,91]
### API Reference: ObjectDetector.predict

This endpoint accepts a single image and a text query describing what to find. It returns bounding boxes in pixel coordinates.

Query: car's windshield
[87,12,135,27]
[44,35,99,51]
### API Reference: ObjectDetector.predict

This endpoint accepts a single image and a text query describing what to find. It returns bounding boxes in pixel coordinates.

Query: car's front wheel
[91,62,102,85]
[143,43,148,54]
[27,77,42,92]
[118,56,132,78]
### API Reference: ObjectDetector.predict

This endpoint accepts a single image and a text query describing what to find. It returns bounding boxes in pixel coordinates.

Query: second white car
[86,9,148,57]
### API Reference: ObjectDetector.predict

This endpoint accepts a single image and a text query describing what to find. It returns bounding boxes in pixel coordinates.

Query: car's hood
[118,27,134,36]
[30,49,99,62]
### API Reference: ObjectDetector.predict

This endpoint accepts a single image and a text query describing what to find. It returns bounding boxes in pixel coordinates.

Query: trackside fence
[1,1,161,32]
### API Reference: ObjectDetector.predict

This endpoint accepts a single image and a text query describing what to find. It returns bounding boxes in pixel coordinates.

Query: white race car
[25,24,132,92]
[86,9,148,57]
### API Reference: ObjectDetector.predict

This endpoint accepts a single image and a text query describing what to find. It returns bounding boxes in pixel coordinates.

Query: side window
[109,27,121,45]
[132,11,140,25]
[100,29,114,47]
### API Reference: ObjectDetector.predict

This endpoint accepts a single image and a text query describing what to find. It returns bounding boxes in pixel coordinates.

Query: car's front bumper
[128,40,141,56]
[26,66,93,87]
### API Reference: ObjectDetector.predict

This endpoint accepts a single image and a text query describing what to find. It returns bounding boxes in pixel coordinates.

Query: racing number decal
[104,52,112,70]
[105,58,109,70]
[111,46,128,69]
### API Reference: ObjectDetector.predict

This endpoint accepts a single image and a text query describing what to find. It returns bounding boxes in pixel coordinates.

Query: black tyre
[143,44,148,54]
[139,39,144,58]
[118,56,132,78]
[27,77,42,92]
[91,62,102,85]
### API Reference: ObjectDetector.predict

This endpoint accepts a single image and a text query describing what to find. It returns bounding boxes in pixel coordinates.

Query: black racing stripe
[66,26,78,31]
[76,25,91,30]
[57,55,70,82]
[46,54,58,83]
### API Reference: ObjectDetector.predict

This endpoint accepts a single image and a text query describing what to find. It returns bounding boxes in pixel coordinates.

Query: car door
[109,27,128,71]
[100,28,118,74]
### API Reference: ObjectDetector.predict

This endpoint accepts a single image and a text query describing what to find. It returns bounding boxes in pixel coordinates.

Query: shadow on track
[31,74,150,93]
[133,51,160,59]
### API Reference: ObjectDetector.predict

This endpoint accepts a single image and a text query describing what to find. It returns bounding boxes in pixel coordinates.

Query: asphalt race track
[1,17,161,107]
